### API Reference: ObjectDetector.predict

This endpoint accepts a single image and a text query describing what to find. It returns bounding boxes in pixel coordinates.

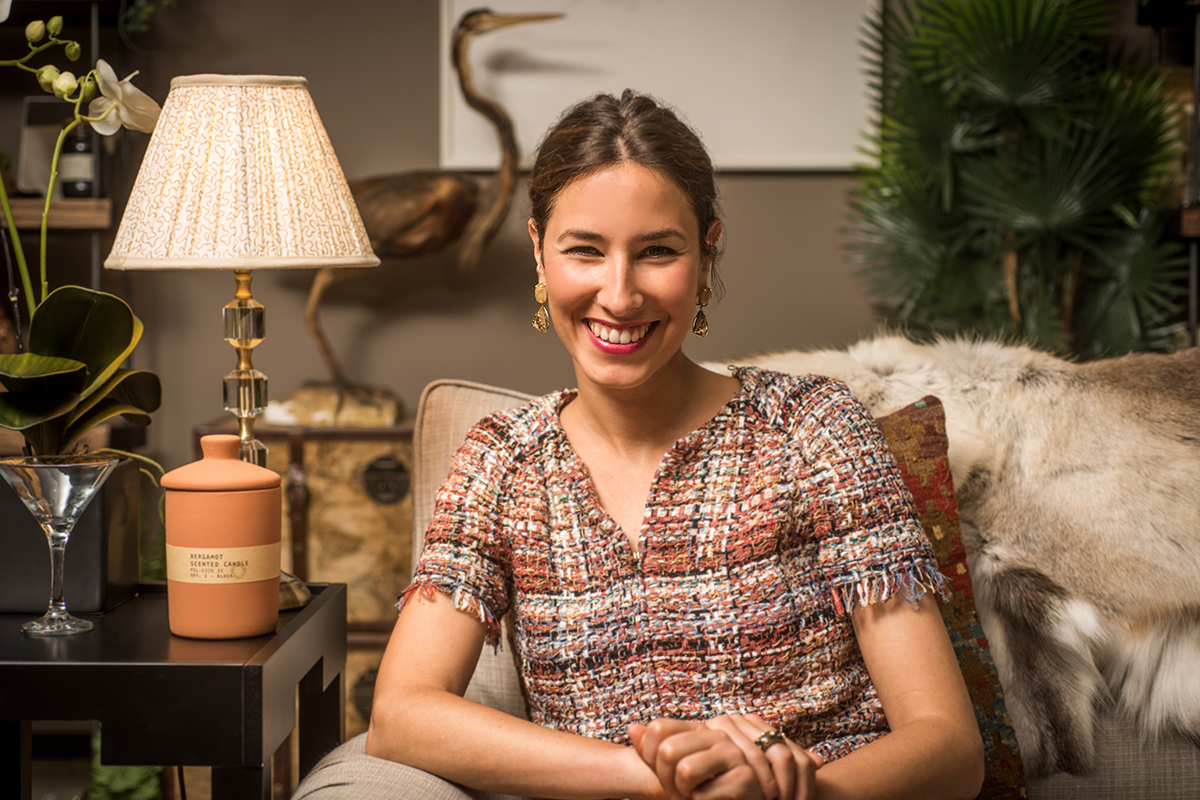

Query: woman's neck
[562,356,738,458]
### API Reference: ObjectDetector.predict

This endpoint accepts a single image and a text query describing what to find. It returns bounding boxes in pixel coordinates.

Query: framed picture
[440,0,876,171]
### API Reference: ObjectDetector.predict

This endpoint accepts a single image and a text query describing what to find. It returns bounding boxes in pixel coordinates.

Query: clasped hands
[628,714,822,800]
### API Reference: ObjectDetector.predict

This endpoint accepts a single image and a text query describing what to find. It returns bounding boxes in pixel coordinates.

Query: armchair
[295,378,1200,800]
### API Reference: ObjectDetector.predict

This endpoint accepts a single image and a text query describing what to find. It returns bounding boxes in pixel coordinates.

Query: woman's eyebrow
[639,228,687,242]
[556,229,603,243]
[555,228,688,245]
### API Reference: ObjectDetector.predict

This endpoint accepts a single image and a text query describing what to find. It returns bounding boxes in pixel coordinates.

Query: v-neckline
[547,369,753,558]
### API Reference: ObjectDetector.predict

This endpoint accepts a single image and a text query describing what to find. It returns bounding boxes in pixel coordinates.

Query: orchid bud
[36,65,61,94]
[25,20,46,42]
[64,41,81,61]
[79,76,96,103]
[52,71,78,100]
[47,16,63,37]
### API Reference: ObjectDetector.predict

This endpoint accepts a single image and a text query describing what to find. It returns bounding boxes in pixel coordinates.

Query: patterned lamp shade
[105,74,379,271]
[104,75,378,480]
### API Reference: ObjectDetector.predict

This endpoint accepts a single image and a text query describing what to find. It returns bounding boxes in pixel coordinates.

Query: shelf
[1180,207,1200,238]
[5,197,111,230]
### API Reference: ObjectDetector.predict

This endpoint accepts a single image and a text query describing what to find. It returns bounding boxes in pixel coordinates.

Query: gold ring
[753,729,787,752]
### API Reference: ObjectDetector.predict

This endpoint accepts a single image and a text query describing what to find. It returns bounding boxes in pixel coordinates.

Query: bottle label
[166,542,280,584]
[59,153,95,181]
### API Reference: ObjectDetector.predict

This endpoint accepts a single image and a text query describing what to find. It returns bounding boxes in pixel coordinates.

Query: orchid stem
[0,225,26,353]
[40,119,77,304]
[0,174,36,318]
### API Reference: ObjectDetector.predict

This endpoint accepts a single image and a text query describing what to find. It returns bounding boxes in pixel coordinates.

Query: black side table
[0,582,347,799]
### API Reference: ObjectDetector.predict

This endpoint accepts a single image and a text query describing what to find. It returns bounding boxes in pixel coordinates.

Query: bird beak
[483,11,565,31]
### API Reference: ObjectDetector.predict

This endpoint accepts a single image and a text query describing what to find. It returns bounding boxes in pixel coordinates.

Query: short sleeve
[803,380,951,615]
[400,415,517,647]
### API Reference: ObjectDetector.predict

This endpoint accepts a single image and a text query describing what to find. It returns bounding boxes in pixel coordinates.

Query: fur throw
[714,336,1200,777]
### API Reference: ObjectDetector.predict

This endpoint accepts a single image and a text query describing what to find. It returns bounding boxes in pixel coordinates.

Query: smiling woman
[295,91,984,800]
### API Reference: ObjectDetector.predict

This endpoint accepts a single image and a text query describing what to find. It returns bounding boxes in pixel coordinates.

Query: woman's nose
[597,258,642,317]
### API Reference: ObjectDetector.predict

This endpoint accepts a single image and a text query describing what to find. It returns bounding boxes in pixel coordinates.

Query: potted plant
[0,10,163,616]
[0,12,162,456]
[849,0,1187,358]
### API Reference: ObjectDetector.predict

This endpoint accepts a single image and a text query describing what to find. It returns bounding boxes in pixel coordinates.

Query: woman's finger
[658,727,761,800]
[635,719,709,800]
[785,740,820,800]
[741,714,802,800]
[689,761,764,800]
[703,716,785,800]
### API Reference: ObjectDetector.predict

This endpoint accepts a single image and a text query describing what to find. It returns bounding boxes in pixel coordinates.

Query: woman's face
[530,162,720,394]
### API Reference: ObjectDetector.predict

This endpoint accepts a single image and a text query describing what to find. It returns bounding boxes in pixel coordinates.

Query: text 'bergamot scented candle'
[162,434,281,638]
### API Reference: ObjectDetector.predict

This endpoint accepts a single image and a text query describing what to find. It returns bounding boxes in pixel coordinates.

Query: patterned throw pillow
[875,396,1027,800]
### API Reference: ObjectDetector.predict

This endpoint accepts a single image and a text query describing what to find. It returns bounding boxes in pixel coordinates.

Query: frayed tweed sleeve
[804,381,950,615]
[401,416,519,647]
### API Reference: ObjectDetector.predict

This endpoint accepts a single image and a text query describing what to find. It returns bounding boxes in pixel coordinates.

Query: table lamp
[106,74,379,466]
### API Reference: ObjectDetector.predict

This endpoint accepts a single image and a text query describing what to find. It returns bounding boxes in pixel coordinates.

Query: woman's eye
[565,245,601,257]
[642,245,678,259]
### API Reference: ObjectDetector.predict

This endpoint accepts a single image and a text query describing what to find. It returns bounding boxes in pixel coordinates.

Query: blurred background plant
[849,0,1188,358]
[120,0,177,36]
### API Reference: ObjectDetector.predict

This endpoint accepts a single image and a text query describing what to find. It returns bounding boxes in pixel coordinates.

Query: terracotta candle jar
[162,434,281,638]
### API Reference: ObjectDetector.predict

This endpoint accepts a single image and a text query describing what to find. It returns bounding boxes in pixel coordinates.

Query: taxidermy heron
[305,8,562,390]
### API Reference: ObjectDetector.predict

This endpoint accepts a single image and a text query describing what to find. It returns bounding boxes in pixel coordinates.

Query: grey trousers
[292,733,533,800]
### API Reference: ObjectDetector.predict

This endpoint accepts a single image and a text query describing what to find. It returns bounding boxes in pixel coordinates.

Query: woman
[303,91,984,800]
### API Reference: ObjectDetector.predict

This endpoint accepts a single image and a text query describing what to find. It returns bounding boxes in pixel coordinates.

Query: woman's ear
[528,218,543,273]
[704,219,723,277]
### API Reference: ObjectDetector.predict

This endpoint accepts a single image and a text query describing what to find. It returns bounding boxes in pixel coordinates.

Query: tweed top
[404,367,949,763]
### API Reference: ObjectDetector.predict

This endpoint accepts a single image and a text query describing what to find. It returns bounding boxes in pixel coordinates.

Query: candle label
[166,543,280,584]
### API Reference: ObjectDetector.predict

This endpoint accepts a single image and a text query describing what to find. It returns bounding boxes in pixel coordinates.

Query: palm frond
[849,0,1186,357]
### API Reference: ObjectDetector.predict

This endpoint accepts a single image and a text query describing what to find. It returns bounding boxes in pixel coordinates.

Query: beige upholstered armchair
[297,378,1200,799]
[410,380,535,721]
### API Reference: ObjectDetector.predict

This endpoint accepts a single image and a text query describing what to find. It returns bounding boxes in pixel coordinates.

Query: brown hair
[528,90,723,289]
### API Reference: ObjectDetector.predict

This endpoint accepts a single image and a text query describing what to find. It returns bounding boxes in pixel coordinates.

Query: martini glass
[0,454,119,636]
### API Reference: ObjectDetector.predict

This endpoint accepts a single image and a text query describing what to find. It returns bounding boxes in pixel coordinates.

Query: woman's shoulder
[728,365,862,429]
[458,387,574,462]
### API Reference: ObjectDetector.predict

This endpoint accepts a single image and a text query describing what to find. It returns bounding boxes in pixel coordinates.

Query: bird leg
[305,267,354,390]
[303,267,404,420]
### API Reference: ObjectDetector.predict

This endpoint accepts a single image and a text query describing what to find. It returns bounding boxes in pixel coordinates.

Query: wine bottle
[59,119,95,198]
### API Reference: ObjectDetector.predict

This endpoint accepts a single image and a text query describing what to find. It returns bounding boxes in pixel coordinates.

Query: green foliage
[849,0,1188,358]
[89,726,161,800]
[0,286,161,455]
[121,0,178,35]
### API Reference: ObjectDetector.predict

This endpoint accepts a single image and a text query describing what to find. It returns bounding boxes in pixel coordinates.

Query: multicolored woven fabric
[405,368,950,763]
[875,396,1027,799]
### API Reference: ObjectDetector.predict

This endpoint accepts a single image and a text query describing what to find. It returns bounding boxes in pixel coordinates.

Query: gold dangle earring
[532,281,550,333]
[692,286,712,337]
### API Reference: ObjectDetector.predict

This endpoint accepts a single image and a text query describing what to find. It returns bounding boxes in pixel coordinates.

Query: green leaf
[0,388,81,430]
[27,286,143,401]
[68,368,162,428]
[61,368,162,452]
[0,352,88,395]
[61,402,154,453]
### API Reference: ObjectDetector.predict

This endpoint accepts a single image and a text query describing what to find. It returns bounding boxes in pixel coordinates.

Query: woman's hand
[629,716,820,800]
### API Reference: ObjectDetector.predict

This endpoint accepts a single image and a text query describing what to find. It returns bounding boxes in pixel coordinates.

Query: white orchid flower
[0,0,11,24]
[87,59,161,135]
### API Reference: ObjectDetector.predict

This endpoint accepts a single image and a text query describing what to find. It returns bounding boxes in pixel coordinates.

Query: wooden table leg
[298,659,344,780]
[211,765,271,800]
[272,732,293,799]
[1,720,32,800]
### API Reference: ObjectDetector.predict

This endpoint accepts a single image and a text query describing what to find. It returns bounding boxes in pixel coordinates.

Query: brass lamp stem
[234,269,254,300]
[223,269,269,466]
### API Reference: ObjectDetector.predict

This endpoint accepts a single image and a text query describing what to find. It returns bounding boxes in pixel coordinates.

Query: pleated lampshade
[106,74,379,271]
